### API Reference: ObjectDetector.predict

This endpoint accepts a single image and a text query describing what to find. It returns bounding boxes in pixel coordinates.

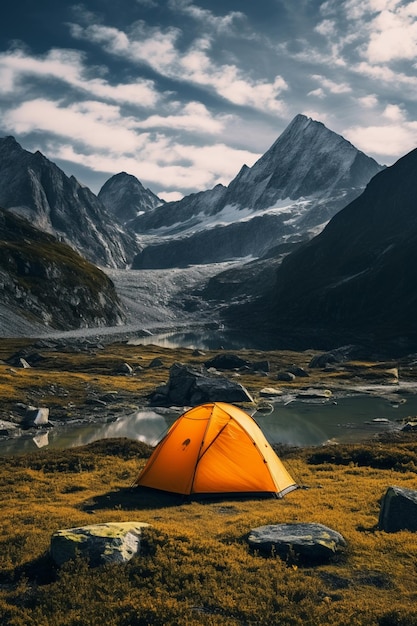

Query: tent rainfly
[134,402,297,498]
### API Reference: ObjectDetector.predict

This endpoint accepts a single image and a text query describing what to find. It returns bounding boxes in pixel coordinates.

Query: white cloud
[315,0,417,101]
[301,109,333,127]
[336,0,417,65]
[383,103,406,122]
[354,61,417,89]
[0,65,15,93]
[311,74,352,94]
[70,21,288,114]
[357,94,379,108]
[343,0,402,21]
[167,0,246,34]
[5,97,260,193]
[137,102,231,134]
[307,88,326,98]
[158,190,184,202]
[3,99,143,152]
[51,139,260,193]
[344,121,417,159]
[315,19,337,37]
[0,47,160,107]
[366,8,417,63]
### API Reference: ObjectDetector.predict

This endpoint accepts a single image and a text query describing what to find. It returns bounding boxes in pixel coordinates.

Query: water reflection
[1,392,415,456]
[127,329,259,351]
[253,393,407,447]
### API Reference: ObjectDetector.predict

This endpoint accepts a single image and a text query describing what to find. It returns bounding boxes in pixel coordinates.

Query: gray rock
[24,406,49,427]
[378,486,417,532]
[401,421,417,432]
[309,346,359,368]
[276,371,296,382]
[259,387,282,397]
[148,358,164,368]
[50,522,151,567]
[204,354,270,373]
[0,419,19,436]
[117,362,134,375]
[251,360,270,373]
[288,365,309,377]
[204,354,250,370]
[248,522,347,562]
[149,362,253,406]
[296,388,332,399]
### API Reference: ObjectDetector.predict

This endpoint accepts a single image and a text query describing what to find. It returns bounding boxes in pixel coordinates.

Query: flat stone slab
[248,523,346,562]
[50,521,151,567]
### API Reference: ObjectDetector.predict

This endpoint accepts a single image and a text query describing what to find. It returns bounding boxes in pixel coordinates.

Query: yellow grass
[1,340,417,625]
[1,438,417,625]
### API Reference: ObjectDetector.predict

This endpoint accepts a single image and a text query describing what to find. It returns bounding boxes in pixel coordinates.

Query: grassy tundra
[1,340,417,625]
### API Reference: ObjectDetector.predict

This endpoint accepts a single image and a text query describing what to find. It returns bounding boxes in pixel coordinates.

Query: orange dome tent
[134,402,297,498]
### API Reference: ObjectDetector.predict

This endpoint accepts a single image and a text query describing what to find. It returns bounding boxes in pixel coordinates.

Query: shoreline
[1,335,417,455]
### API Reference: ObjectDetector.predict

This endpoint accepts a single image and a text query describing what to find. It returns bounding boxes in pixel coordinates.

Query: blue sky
[1,0,417,200]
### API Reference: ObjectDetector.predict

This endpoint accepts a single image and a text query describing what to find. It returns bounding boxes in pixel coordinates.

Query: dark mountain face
[0,137,138,268]
[224,147,417,356]
[130,114,384,268]
[98,172,163,224]
[0,206,126,331]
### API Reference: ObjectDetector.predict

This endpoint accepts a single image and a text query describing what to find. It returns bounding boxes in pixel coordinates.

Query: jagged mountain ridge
[0,137,138,268]
[219,113,382,209]
[223,146,417,355]
[0,206,126,331]
[131,114,384,268]
[98,172,164,224]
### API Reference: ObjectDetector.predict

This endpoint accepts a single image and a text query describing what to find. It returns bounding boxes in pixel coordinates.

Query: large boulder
[378,486,417,532]
[50,522,151,567]
[309,346,359,368]
[205,353,269,373]
[248,523,346,563]
[23,406,49,427]
[149,362,253,406]
[204,354,251,370]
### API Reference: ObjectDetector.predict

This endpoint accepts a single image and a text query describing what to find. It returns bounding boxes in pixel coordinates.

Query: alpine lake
[1,328,417,456]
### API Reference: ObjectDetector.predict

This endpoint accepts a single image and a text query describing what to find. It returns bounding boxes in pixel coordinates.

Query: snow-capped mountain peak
[130,114,384,268]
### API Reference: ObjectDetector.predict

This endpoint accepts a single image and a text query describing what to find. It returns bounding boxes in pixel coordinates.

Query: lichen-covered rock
[248,522,346,563]
[378,486,417,532]
[50,522,151,567]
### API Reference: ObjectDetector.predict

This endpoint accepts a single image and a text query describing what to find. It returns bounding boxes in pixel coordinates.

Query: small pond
[1,390,416,456]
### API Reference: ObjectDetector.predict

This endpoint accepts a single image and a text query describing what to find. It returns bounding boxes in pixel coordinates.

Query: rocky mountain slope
[0,206,126,332]
[131,115,383,268]
[223,146,417,356]
[98,172,163,225]
[0,137,138,268]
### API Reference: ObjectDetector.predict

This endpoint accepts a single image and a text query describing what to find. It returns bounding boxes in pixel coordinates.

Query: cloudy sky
[1,0,417,200]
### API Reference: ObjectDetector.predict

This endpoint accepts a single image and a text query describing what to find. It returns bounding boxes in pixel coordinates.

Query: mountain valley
[1,113,415,358]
